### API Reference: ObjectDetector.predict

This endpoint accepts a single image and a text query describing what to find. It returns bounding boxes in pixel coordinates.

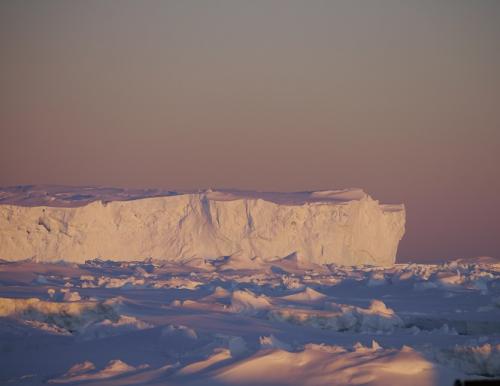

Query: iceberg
[0,187,405,265]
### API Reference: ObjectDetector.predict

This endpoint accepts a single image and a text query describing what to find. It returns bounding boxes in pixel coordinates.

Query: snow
[81,315,153,340]
[49,359,147,383]
[0,188,405,266]
[281,287,327,303]
[62,290,81,302]
[259,334,292,350]
[0,297,119,333]
[3,187,499,385]
[229,290,272,315]
[269,299,403,333]
[433,343,500,377]
[177,348,231,375]
[213,343,437,386]
[0,295,156,342]
[228,336,248,356]
[1,254,500,385]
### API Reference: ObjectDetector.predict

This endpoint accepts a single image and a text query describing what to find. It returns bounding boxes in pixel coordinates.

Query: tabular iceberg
[0,187,405,265]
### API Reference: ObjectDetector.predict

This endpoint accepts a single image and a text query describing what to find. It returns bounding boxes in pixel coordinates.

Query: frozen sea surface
[0,256,499,385]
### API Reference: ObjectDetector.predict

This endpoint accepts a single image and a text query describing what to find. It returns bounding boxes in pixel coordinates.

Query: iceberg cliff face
[0,188,405,265]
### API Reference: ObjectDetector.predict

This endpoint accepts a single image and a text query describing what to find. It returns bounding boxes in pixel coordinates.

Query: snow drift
[0,188,405,265]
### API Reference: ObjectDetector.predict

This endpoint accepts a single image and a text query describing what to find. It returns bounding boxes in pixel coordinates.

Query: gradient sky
[1,0,499,262]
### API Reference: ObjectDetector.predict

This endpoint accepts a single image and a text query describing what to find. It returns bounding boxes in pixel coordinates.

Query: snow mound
[214,343,435,386]
[177,348,231,375]
[229,290,272,315]
[64,361,96,376]
[161,324,198,340]
[281,287,327,303]
[81,315,153,340]
[49,359,147,383]
[212,286,231,298]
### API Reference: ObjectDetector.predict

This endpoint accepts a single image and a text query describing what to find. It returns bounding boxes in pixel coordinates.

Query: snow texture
[1,257,500,385]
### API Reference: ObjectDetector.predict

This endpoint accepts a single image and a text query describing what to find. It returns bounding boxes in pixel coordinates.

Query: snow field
[0,257,499,385]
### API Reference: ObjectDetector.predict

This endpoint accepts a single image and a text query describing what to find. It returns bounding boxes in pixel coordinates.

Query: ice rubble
[1,258,500,385]
[229,290,272,315]
[433,343,500,377]
[0,188,405,265]
[0,297,118,332]
[269,299,404,333]
[213,343,436,386]
[0,296,151,337]
[62,290,81,302]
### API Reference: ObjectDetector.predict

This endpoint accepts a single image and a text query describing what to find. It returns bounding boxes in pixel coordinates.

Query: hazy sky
[1,0,499,262]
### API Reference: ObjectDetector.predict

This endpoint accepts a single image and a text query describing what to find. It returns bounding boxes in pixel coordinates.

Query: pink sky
[1,1,499,262]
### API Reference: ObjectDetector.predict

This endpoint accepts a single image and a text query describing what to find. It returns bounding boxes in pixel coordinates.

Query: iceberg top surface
[0,185,375,208]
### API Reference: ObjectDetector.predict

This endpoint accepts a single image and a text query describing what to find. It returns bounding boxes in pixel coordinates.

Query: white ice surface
[1,258,500,385]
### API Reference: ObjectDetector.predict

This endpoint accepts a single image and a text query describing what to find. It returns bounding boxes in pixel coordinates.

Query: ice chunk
[229,290,272,315]
[434,343,500,376]
[0,297,118,333]
[161,324,198,340]
[270,300,403,333]
[367,271,387,286]
[81,315,153,340]
[63,291,81,302]
[259,334,292,350]
[177,348,231,375]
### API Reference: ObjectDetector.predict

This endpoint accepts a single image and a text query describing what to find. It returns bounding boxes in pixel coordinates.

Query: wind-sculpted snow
[1,257,500,385]
[0,187,405,265]
[48,359,150,384]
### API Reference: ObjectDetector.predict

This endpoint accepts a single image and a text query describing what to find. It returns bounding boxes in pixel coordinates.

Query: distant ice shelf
[0,186,405,265]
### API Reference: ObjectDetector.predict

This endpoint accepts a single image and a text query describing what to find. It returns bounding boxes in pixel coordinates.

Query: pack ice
[0,187,405,265]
